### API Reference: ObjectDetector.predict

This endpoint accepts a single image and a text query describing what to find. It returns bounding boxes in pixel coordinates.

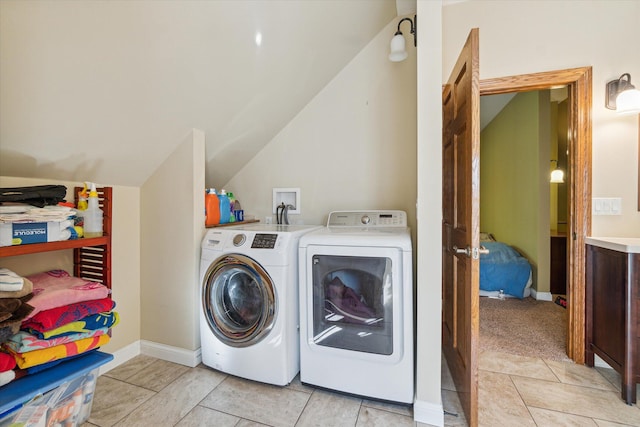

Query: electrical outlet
[265,216,272,224]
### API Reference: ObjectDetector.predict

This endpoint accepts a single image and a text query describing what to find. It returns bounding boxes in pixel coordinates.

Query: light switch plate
[592,197,622,215]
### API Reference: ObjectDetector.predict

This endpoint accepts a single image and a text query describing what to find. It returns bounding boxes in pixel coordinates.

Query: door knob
[452,246,470,256]
[452,245,490,259]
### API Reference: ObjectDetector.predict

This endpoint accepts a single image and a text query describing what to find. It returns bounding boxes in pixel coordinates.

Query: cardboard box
[0,222,63,247]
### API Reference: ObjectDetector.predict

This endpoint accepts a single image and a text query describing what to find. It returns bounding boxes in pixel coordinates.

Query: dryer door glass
[202,254,276,347]
[311,255,393,355]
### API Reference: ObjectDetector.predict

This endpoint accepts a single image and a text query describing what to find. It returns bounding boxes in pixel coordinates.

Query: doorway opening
[479,66,592,363]
[478,87,570,361]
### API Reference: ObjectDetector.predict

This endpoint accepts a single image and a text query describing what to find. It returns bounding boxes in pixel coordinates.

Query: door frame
[479,66,592,363]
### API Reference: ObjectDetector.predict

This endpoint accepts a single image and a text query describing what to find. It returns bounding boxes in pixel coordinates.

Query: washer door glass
[202,254,276,347]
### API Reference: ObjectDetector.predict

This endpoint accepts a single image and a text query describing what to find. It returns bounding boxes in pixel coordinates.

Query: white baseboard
[413,398,444,427]
[531,289,553,301]
[99,340,141,375]
[140,340,202,367]
[97,340,202,374]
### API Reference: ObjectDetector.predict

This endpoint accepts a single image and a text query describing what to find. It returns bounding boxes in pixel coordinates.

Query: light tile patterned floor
[82,351,640,427]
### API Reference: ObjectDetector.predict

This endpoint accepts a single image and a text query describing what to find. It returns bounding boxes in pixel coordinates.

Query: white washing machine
[199,223,321,386]
[298,210,413,403]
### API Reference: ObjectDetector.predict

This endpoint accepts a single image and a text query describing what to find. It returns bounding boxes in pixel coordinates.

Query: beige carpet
[479,296,570,362]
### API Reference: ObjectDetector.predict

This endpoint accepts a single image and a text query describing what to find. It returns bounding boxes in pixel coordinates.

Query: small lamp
[605,73,640,114]
[550,160,565,183]
[389,16,416,62]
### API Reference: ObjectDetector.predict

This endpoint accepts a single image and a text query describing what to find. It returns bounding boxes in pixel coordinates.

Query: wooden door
[442,28,480,427]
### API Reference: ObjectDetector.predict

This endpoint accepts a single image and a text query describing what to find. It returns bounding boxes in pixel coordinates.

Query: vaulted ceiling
[0,1,409,187]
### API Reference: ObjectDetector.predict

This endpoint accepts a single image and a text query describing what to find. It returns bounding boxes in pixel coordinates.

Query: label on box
[0,222,61,247]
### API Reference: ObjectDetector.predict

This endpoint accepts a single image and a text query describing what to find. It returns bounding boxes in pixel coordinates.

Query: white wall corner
[413,398,444,427]
[140,340,202,368]
[530,289,553,301]
[99,341,141,375]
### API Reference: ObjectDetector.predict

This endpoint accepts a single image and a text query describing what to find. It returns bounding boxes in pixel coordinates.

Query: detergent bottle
[205,188,220,227]
[218,189,231,224]
[83,183,103,238]
[228,192,236,223]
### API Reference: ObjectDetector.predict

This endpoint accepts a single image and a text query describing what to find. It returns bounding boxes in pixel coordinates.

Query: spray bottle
[77,183,89,211]
[83,183,103,238]
[75,183,89,228]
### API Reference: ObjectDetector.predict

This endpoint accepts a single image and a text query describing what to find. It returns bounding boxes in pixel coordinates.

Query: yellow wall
[480,91,552,291]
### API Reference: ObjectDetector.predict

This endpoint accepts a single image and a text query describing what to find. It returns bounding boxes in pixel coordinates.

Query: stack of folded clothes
[0,268,35,386]
[0,269,119,385]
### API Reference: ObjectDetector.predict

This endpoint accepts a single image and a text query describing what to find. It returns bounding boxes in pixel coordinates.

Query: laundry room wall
[139,129,205,366]
[0,175,141,354]
[224,18,417,234]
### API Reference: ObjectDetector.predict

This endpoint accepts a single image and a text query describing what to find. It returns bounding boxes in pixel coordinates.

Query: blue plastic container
[218,190,231,224]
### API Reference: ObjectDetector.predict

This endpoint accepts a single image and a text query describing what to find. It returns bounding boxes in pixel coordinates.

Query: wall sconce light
[550,160,565,183]
[388,15,417,62]
[605,73,640,114]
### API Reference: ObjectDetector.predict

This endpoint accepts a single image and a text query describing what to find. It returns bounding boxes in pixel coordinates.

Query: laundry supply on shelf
[76,183,88,212]
[74,182,89,230]
[228,192,236,223]
[205,188,220,227]
[0,207,80,247]
[83,183,103,238]
[234,199,244,222]
[218,190,231,224]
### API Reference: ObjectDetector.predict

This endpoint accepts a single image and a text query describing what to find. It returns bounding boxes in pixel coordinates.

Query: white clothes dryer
[298,211,413,403]
[199,223,321,386]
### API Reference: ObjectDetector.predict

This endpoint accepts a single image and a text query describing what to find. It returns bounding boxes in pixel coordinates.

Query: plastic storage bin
[0,351,112,427]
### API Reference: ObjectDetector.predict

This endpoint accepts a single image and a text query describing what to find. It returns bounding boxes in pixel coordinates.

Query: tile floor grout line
[96,377,157,427]
[480,366,623,393]
[524,400,640,425]
[505,372,537,426]
[540,357,563,384]
[291,387,313,427]
[354,399,363,427]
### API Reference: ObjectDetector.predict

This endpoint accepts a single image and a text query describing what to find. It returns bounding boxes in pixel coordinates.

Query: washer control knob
[361,215,370,225]
[233,234,246,246]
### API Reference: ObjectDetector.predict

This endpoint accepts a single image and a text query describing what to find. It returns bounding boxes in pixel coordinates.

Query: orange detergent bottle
[205,188,220,227]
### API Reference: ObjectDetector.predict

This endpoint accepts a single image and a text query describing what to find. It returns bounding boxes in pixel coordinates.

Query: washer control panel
[327,210,407,228]
[250,233,278,249]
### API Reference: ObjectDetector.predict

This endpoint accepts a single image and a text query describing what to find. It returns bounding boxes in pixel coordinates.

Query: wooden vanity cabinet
[585,238,640,405]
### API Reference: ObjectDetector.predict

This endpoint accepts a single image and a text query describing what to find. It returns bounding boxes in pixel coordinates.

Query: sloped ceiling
[0,0,398,187]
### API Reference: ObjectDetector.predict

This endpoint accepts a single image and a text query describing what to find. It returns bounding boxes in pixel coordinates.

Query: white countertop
[586,237,640,254]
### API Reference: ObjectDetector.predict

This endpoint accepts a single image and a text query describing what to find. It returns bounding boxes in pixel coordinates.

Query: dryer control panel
[327,210,407,228]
